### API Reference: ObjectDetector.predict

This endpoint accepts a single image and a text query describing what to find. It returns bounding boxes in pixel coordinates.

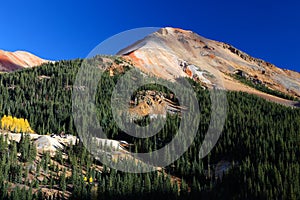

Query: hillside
[0,56,298,199]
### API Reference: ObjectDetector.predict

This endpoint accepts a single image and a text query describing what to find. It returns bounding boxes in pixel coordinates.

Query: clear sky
[1,0,300,72]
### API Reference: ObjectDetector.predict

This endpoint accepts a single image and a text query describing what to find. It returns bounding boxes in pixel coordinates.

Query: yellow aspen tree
[0,115,34,133]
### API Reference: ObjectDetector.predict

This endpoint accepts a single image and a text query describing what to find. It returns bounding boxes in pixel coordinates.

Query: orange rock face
[0,50,48,72]
[184,66,193,77]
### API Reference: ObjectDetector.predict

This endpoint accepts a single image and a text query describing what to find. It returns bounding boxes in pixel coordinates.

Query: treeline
[232,74,298,101]
[0,57,299,199]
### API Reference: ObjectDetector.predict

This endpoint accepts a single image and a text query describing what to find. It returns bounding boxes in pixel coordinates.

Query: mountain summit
[0,49,48,72]
[118,27,300,106]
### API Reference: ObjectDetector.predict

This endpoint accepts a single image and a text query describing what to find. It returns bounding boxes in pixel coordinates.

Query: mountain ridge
[0,49,48,72]
[1,27,299,106]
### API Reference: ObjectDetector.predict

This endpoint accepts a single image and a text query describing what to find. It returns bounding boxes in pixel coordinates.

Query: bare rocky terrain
[118,27,300,106]
[0,50,48,72]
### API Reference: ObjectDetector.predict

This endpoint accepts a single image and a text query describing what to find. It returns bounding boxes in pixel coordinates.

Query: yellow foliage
[89,177,93,183]
[0,115,35,133]
[83,176,93,183]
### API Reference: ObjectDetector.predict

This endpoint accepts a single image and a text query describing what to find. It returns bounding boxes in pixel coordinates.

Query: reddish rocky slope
[118,27,300,106]
[0,50,48,72]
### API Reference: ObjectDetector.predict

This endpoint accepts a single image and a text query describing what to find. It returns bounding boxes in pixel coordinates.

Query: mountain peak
[118,27,300,106]
[0,49,48,72]
[157,27,193,34]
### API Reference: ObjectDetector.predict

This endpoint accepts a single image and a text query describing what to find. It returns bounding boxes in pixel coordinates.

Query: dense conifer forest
[0,57,299,199]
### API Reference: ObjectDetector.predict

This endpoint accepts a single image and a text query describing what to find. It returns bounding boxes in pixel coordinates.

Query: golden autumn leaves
[83,176,93,183]
[0,115,34,133]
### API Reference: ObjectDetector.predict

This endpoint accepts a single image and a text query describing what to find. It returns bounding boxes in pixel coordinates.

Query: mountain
[0,49,48,72]
[0,28,299,199]
[118,27,300,106]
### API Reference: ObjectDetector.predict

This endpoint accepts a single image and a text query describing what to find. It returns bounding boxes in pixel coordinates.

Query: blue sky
[1,0,300,71]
